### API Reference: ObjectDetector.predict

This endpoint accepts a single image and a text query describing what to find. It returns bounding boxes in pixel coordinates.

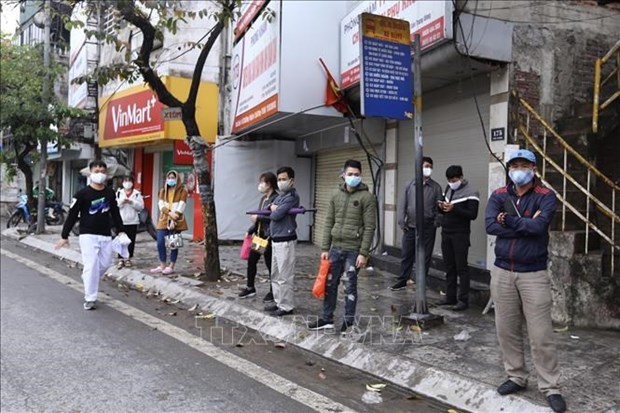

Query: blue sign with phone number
[360,36,413,120]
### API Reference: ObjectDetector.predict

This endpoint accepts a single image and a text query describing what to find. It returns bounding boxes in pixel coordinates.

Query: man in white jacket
[116,175,144,268]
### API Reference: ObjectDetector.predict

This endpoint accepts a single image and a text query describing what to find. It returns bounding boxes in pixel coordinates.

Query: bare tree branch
[186,19,224,110]
[116,1,183,108]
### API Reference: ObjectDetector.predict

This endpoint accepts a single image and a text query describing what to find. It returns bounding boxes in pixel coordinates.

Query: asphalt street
[0,240,449,413]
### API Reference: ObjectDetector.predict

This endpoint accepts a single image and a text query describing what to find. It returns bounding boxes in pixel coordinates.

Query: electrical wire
[211,103,328,150]
[467,9,620,25]
[452,0,508,174]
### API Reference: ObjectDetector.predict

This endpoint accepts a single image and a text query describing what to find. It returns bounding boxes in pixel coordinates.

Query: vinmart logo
[103,90,164,140]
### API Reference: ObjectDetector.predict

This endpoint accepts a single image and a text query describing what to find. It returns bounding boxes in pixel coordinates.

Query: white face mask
[278,180,292,192]
[422,167,432,178]
[123,182,133,190]
[258,182,268,193]
[90,172,107,185]
[448,180,461,191]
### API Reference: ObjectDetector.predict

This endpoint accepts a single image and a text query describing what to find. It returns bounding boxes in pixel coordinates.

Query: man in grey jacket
[265,166,300,317]
[391,157,443,291]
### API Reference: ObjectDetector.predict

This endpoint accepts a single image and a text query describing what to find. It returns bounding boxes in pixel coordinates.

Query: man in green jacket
[308,159,377,332]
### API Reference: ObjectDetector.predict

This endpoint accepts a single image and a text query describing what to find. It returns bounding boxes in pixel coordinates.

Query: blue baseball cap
[507,149,536,165]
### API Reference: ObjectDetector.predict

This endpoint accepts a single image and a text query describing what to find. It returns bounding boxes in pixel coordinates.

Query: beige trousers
[490,266,561,395]
[271,240,296,312]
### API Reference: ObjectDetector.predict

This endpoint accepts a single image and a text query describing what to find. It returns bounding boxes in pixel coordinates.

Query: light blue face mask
[167,178,177,187]
[509,169,534,186]
[345,175,362,187]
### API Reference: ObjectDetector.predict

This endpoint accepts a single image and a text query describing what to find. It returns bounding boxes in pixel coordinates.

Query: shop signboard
[340,0,453,88]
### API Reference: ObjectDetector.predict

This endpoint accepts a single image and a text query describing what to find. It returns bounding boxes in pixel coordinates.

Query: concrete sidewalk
[3,227,619,413]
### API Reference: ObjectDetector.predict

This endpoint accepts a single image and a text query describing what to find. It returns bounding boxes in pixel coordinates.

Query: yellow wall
[98,76,219,148]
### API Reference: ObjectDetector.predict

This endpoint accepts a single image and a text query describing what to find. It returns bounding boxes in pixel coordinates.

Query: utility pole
[401,34,443,329]
[36,0,51,234]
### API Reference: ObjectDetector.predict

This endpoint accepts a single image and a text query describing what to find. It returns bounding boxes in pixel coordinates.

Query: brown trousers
[490,266,561,395]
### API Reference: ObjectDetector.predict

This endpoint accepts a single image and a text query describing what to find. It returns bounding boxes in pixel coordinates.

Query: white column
[487,66,511,269]
[383,121,398,247]
[62,160,72,204]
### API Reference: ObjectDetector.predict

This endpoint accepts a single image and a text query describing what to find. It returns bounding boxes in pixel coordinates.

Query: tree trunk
[184,113,220,281]
[16,154,34,212]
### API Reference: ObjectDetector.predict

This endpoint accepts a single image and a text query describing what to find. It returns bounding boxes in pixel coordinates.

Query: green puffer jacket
[321,182,377,256]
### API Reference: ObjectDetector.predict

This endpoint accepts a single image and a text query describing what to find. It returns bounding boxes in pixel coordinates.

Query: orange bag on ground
[312,258,331,299]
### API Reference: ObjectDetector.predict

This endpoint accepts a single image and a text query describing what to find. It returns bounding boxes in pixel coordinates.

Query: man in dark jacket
[265,166,300,317]
[486,149,566,413]
[391,156,443,291]
[308,159,377,332]
[438,165,479,311]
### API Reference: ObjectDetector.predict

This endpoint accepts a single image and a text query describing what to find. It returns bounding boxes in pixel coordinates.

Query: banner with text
[231,1,280,133]
[360,13,412,120]
[340,0,453,89]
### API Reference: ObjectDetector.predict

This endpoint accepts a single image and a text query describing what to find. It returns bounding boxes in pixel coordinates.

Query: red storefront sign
[103,89,164,140]
[173,140,194,165]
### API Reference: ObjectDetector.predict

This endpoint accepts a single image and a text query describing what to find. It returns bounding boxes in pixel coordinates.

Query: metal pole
[36,0,51,234]
[412,34,427,314]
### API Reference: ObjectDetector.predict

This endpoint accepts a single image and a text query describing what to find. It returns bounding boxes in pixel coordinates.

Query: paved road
[0,241,449,413]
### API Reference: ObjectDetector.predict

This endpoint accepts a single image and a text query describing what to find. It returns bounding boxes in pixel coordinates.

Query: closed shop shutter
[313,146,374,247]
[397,80,490,268]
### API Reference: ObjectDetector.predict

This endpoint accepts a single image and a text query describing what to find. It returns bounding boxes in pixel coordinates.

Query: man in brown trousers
[485,150,566,413]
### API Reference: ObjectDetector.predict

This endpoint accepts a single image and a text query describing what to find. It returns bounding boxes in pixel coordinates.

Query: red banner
[234,0,268,42]
[173,140,194,165]
[103,90,164,140]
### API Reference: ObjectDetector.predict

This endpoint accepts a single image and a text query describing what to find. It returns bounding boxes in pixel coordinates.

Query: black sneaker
[390,280,407,291]
[274,308,293,317]
[340,320,354,333]
[238,287,256,299]
[546,394,567,413]
[452,301,468,311]
[263,291,274,303]
[83,301,97,311]
[497,379,526,395]
[264,303,278,312]
[307,319,334,330]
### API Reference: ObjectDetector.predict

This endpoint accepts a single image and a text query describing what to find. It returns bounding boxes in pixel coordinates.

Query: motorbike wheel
[146,221,158,240]
[7,211,23,228]
[46,209,65,226]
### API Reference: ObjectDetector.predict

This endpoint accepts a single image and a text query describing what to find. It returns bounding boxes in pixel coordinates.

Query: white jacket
[116,189,145,225]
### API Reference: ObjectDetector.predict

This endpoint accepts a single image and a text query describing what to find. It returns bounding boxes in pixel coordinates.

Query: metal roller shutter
[313,146,374,247]
[397,79,490,268]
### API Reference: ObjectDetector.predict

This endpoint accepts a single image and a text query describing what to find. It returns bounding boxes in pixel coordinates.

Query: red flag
[319,58,349,114]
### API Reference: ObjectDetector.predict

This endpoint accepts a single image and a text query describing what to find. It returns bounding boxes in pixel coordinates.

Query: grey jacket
[398,178,443,229]
[269,188,300,242]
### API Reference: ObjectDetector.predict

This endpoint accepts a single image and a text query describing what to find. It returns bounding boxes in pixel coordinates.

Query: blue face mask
[167,178,177,187]
[509,169,534,186]
[345,175,362,187]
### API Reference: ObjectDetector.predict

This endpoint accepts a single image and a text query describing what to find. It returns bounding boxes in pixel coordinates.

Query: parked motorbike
[70,196,157,240]
[6,193,67,231]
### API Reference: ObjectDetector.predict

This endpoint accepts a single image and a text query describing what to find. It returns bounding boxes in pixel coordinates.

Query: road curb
[2,229,550,413]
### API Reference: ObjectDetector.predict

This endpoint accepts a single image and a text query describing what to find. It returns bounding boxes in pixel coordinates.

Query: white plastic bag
[361,390,383,404]
[454,329,471,341]
[111,233,132,259]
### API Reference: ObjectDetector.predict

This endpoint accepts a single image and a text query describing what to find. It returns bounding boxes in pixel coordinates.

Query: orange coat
[157,171,189,231]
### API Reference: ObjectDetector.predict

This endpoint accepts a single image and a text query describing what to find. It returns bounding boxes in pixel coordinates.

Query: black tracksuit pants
[441,232,470,304]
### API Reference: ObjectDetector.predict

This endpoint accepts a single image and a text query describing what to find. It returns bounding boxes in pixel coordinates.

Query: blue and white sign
[359,13,413,120]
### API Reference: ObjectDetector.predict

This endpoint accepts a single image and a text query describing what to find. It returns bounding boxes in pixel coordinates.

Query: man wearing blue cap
[485,149,566,413]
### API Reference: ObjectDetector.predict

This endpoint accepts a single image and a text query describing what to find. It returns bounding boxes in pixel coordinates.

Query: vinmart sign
[103,89,164,141]
[340,0,453,89]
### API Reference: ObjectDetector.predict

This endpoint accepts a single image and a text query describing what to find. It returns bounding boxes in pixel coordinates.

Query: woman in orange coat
[150,170,188,275]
